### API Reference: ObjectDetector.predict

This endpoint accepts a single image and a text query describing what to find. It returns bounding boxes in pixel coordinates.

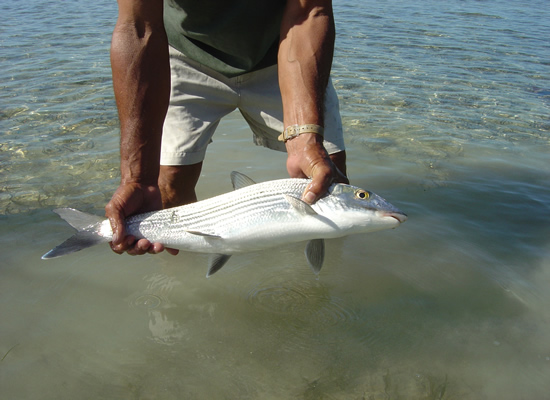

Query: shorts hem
[160,150,207,166]
[253,136,287,152]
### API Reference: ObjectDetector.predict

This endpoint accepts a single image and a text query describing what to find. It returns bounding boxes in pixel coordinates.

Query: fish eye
[355,190,369,200]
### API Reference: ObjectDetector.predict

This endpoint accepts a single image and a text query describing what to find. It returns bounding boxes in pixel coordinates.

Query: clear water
[1,0,549,398]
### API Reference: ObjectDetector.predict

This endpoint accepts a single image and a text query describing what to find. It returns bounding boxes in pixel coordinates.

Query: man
[105,0,348,256]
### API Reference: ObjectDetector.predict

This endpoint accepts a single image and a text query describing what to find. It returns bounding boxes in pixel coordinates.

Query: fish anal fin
[305,239,325,275]
[207,254,232,277]
[230,171,257,190]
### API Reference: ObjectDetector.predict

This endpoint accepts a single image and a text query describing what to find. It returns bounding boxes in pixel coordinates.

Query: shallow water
[1,0,550,399]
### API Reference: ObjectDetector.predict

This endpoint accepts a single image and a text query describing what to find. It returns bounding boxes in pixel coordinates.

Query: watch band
[277,124,324,142]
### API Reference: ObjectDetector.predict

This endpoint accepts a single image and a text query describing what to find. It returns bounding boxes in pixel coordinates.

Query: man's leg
[330,150,347,177]
[160,47,239,209]
[158,163,203,208]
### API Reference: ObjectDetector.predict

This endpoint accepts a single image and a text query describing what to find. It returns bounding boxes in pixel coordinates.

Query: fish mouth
[385,212,408,224]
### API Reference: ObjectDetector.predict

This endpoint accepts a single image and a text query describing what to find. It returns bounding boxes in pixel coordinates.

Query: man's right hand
[105,182,179,256]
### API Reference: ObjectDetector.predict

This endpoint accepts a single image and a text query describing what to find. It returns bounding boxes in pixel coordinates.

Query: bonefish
[42,172,407,276]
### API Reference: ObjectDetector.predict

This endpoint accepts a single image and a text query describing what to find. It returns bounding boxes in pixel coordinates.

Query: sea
[1,0,549,398]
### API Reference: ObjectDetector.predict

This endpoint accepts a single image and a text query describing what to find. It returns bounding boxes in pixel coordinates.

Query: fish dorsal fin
[284,195,319,216]
[305,239,325,275]
[230,171,257,190]
[207,254,232,277]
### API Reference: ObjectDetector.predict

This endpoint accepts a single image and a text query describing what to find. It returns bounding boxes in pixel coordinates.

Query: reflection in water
[247,278,357,327]
[128,273,188,346]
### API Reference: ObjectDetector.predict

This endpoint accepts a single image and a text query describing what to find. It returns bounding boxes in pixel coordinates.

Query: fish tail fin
[41,208,110,259]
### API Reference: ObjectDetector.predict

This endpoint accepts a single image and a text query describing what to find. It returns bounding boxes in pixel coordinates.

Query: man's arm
[278,0,347,204]
[105,0,176,255]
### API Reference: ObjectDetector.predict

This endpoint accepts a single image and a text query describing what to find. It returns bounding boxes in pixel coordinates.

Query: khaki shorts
[161,46,345,166]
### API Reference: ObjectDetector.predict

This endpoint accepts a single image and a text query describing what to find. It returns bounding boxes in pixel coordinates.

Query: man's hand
[286,133,348,204]
[105,182,179,256]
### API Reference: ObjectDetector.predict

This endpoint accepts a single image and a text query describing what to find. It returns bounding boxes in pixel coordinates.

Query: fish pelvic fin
[41,208,109,259]
[305,239,325,275]
[206,254,232,277]
[230,171,257,190]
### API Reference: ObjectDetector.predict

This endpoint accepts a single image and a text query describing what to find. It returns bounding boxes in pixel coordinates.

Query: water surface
[1,0,549,398]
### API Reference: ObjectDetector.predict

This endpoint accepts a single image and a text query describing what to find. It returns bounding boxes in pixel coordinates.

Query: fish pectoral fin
[284,195,319,216]
[207,254,232,277]
[185,230,222,238]
[285,195,341,230]
[230,171,257,190]
[305,239,325,275]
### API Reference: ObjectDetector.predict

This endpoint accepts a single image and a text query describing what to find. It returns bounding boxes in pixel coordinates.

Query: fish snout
[385,212,408,224]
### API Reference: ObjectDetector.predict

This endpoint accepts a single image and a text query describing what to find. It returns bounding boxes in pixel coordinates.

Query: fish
[41,172,407,276]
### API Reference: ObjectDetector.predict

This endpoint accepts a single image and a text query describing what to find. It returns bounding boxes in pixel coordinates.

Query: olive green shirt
[164,0,286,77]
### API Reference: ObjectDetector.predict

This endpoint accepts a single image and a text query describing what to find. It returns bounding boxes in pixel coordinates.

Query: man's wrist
[284,132,329,163]
[120,174,159,187]
[119,162,160,187]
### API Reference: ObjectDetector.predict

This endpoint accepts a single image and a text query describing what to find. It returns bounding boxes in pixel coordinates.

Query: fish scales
[182,179,308,222]
[140,180,307,229]
[128,180,313,250]
[129,179,306,231]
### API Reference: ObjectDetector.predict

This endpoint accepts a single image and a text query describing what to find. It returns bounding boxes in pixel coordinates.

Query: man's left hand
[285,133,348,204]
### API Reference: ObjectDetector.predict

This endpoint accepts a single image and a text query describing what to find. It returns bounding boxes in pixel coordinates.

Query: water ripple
[130,294,163,310]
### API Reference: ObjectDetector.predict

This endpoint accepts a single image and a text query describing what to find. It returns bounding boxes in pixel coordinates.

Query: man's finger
[110,234,135,253]
[125,239,152,256]
[300,160,333,204]
[108,216,122,245]
[302,189,317,204]
[301,160,349,204]
[302,174,331,204]
[105,199,127,246]
[165,247,180,256]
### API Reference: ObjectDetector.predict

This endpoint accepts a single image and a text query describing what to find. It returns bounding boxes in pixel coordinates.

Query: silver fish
[42,172,407,276]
